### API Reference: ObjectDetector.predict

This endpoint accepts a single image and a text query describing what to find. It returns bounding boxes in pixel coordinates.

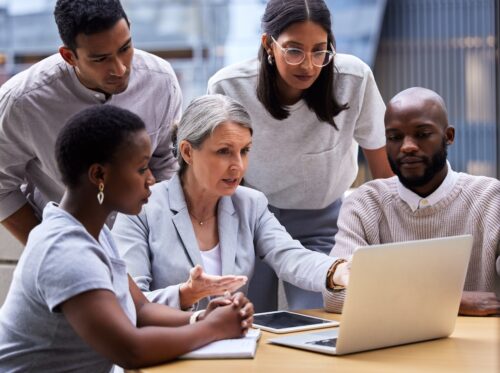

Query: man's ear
[88,163,107,188]
[445,126,455,145]
[59,46,78,66]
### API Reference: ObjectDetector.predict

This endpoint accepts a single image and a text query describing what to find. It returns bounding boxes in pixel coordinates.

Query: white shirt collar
[397,161,459,212]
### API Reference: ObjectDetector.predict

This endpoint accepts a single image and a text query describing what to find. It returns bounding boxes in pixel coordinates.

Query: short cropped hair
[171,94,252,174]
[54,0,129,52]
[56,105,145,188]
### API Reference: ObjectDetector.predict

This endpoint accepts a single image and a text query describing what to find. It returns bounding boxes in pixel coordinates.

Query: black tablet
[252,311,339,334]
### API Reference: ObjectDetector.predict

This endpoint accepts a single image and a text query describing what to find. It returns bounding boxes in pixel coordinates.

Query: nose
[111,57,127,77]
[231,154,244,172]
[299,52,314,70]
[400,136,419,153]
[146,169,156,186]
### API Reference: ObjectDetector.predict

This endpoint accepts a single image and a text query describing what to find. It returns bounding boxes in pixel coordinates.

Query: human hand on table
[199,292,254,338]
[459,291,500,316]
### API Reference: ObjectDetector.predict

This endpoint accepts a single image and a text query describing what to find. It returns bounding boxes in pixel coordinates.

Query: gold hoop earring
[97,183,104,205]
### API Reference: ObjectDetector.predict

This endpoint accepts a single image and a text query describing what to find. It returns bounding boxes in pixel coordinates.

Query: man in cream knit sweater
[323,87,499,316]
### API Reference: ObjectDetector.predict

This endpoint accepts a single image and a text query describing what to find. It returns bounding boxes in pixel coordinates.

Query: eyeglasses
[271,36,336,67]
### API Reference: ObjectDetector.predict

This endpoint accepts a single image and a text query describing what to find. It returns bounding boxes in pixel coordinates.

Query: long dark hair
[257,0,348,129]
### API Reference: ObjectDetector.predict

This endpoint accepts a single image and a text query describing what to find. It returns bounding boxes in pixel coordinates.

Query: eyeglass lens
[284,48,333,67]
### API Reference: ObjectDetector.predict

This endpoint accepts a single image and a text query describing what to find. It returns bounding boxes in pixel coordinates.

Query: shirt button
[420,199,429,206]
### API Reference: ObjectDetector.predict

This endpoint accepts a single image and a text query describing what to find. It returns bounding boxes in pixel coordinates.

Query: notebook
[269,235,473,355]
[179,328,261,359]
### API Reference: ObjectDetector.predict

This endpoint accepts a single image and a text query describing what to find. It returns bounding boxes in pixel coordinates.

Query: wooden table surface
[127,310,499,373]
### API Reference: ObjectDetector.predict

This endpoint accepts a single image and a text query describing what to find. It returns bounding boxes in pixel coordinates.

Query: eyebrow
[217,141,253,147]
[283,40,328,48]
[87,38,132,58]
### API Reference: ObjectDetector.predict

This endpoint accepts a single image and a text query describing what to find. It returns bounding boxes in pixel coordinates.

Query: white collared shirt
[397,161,459,212]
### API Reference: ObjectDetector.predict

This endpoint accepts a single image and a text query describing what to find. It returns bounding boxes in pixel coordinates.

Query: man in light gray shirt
[0,0,182,244]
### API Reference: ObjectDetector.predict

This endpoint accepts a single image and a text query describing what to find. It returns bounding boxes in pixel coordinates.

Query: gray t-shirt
[0,203,136,372]
[208,55,386,209]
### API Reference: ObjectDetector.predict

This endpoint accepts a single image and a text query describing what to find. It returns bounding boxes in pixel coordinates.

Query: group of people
[0,0,498,371]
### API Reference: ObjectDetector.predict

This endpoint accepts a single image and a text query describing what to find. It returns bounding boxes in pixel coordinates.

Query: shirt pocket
[301,141,355,209]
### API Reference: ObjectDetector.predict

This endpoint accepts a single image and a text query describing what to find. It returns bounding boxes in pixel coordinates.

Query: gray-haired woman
[112,94,349,310]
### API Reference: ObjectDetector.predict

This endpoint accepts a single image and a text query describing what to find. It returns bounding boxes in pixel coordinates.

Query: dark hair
[257,0,348,129]
[55,105,145,188]
[54,0,129,52]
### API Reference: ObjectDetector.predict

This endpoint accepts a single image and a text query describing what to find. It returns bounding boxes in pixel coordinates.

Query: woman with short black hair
[0,105,253,372]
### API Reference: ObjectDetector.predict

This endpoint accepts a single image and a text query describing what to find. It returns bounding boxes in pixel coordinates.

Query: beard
[389,138,448,189]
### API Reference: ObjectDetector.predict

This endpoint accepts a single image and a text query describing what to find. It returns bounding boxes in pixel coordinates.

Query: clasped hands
[179,264,248,309]
[198,291,254,337]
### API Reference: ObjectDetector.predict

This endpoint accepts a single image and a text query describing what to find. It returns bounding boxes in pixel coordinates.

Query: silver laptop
[269,235,473,355]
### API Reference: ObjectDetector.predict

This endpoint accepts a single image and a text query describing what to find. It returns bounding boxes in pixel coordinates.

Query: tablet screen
[253,311,332,329]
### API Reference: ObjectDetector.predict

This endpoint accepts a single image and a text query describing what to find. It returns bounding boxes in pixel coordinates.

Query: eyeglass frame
[270,35,336,67]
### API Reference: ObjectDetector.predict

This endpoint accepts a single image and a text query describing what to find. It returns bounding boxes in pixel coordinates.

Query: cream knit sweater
[323,173,500,313]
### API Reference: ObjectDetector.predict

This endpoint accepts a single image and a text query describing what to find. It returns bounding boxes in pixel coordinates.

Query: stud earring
[267,54,274,65]
[97,183,104,205]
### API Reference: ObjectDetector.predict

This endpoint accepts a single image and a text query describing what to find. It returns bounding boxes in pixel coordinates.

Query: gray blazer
[113,174,336,309]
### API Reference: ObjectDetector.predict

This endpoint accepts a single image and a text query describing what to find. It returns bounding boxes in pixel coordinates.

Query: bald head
[385,87,449,130]
[384,87,455,197]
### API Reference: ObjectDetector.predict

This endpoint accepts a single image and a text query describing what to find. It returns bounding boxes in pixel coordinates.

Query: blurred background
[0,0,499,304]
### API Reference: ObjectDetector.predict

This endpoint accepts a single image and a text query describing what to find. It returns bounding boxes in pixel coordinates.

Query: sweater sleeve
[323,188,381,313]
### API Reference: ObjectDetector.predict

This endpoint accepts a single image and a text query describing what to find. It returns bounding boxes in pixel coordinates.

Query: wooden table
[128,310,499,373]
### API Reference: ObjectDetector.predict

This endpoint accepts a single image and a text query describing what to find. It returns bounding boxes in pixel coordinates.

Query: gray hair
[172,94,253,173]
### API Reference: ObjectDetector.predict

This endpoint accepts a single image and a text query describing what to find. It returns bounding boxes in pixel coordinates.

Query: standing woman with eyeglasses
[208,0,393,311]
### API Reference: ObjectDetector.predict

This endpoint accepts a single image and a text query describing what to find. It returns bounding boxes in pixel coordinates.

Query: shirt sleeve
[352,65,386,151]
[36,228,115,312]
[148,67,182,182]
[207,75,226,95]
[253,192,337,292]
[0,93,34,220]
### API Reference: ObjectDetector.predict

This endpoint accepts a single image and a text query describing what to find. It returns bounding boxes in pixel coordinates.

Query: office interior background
[0,0,499,304]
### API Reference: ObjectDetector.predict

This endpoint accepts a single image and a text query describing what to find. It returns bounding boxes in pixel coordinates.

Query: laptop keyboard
[306,338,337,348]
